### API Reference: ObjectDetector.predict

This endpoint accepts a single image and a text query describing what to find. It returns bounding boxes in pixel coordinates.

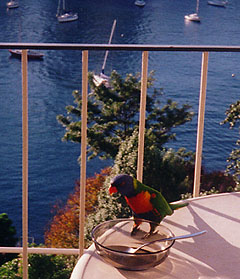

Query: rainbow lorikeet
[109,174,189,237]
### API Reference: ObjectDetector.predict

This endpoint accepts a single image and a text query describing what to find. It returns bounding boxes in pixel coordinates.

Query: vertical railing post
[79,50,88,256]
[193,52,209,197]
[137,51,148,182]
[22,50,28,279]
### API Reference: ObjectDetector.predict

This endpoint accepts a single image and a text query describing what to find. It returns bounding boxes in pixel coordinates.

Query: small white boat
[184,13,200,22]
[9,49,44,60]
[93,73,110,87]
[207,0,227,7]
[134,0,146,7]
[56,0,78,23]
[6,1,19,8]
[57,12,78,23]
[185,0,200,22]
[93,20,117,88]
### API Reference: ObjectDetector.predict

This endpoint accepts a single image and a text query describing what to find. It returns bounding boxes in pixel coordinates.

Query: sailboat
[134,0,146,7]
[8,5,44,60]
[6,1,19,9]
[8,49,44,60]
[185,0,200,22]
[207,0,227,7]
[93,20,117,87]
[56,0,78,23]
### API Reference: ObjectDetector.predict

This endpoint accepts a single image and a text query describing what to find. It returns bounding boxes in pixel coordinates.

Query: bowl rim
[91,218,175,255]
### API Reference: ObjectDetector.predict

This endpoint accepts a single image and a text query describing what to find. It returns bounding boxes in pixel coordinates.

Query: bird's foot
[142,230,158,239]
[131,226,140,236]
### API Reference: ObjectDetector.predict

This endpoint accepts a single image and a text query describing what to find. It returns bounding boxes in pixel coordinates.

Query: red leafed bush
[44,167,111,248]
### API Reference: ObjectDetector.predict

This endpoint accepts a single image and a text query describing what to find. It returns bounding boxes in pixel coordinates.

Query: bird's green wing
[133,178,173,218]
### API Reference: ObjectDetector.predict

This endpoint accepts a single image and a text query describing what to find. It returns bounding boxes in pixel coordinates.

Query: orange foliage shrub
[44,167,111,248]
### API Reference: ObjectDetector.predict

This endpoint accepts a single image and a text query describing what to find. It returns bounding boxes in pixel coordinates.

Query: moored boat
[134,0,146,7]
[185,0,200,22]
[184,13,200,22]
[9,49,44,60]
[93,20,117,88]
[57,12,78,22]
[93,73,110,87]
[207,0,227,7]
[6,1,19,9]
[56,0,78,23]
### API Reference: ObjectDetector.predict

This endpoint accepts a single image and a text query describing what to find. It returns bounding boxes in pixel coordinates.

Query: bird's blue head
[109,174,135,197]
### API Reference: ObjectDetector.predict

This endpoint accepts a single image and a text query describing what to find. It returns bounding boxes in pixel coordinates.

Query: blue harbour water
[0,0,239,243]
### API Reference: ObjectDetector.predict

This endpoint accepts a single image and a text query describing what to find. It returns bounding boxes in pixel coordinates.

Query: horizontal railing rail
[1,42,240,52]
[1,43,239,278]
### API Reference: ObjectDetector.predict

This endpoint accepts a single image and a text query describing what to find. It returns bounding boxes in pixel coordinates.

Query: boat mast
[101,19,117,74]
[63,0,66,12]
[56,0,61,16]
[196,0,199,13]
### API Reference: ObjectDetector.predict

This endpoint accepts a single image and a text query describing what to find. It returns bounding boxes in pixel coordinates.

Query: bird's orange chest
[125,191,153,214]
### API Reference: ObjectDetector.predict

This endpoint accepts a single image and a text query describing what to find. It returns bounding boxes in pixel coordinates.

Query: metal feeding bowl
[91,218,174,271]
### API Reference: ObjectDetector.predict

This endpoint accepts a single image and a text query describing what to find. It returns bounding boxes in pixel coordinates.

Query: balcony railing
[0,43,240,278]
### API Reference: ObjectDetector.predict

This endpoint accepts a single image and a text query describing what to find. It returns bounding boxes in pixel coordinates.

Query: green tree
[0,213,18,266]
[0,254,75,279]
[221,100,240,185]
[28,254,74,279]
[0,258,20,279]
[57,71,193,160]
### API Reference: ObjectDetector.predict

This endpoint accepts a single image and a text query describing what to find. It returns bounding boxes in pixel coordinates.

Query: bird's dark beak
[109,185,118,194]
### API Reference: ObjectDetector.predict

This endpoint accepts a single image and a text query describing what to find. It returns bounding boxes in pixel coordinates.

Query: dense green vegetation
[221,100,240,186]
[0,213,18,266]
[0,254,75,279]
[57,70,193,160]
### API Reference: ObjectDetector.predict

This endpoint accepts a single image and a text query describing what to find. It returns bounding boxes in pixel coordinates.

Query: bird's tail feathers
[169,201,189,210]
